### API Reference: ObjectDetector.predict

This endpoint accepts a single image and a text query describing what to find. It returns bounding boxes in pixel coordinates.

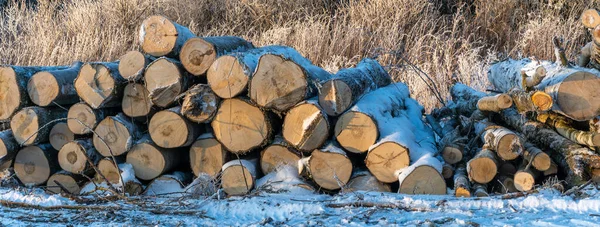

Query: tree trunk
[46,171,87,195]
[143,171,193,196]
[121,83,155,120]
[58,139,101,175]
[476,94,513,112]
[118,50,156,81]
[523,143,551,171]
[282,99,329,152]
[49,122,75,151]
[126,135,183,181]
[93,113,142,157]
[27,61,83,106]
[260,137,301,175]
[454,163,471,197]
[221,159,259,196]
[249,46,331,113]
[398,154,446,195]
[180,84,221,123]
[467,148,498,184]
[144,57,194,108]
[474,121,522,161]
[67,103,120,135]
[318,58,392,116]
[149,106,203,148]
[306,143,353,190]
[189,133,229,178]
[345,170,391,193]
[180,36,254,76]
[537,113,600,147]
[75,62,126,109]
[14,144,59,187]
[0,130,19,170]
[10,107,68,146]
[139,15,196,58]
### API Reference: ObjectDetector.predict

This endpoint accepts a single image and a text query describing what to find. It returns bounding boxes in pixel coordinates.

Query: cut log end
[496,133,522,161]
[190,136,227,178]
[442,145,463,165]
[582,9,600,29]
[221,161,256,196]
[365,142,409,183]
[67,103,96,134]
[140,16,179,57]
[531,152,551,171]
[122,83,153,118]
[212,98,270,153]
[477,94,513,112]
[149,109,194,148]
[145,58,185,107]
[97,159,120,184]
[398,165,446,195]
[126,143,167,180]
[0,67,23,120]
[47,172,81,195]
[181,84,220,123]
[346,172,391,192]
[514,170,536,191]
[554,71,600,121]
[309,147,353,190]
[49,123,74,151]
[334,111,378,153]
[468,150,498,184]
[10,108,40,146]
[319,79,353,116]
[260,144,300,175]
[180,37,217,76]
[75,63,116,109]
[207,56,247,99]
[14,146,53,186]
[93,116,133,157]
[283,102,329,152]
[58,141,90,174]
[118,51,147,80]
[531,91,553,111]
[27,72,59,106]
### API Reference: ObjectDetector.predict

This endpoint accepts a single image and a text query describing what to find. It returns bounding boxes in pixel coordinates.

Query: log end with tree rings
[47,172,83,195]
[75,63,117,109]
[334,111,378,154]
[14,145,57,187]
[93,115,137,157]
[442,145,463,165]
[49,123,74,151]
[180,37,217,76]
[139,16,180,57]
[308,145,352,190]
[0,67,24,120]
[319,79,353,116]
[260,142,300,175]
[207,55,248,99]
[27,71,59,106]
[118,51,147,80]
[282,101,329,152]
[365,142,410,183]
[582,9,600,29]
[221,159,257,196]
[531,91,552,111]
[144,58,186,108]
[190,135,228,178]
[122,83,153,118]
[467,149,498,184]
[67,103,97,135]
[10,108,40,146]
[211,98,270,154]
[552,71,600,121]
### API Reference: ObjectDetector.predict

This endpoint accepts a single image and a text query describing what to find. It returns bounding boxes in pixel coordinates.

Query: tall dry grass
[0,0,599,110]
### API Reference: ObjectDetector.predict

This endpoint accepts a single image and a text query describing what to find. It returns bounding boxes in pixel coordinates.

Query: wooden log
[149,106,202,148]
[121,83,155,120]
[318,58,392,116]
[139,15,196,57]
[282,99,329,152]
[144,57,193,108]
[439,119,465,165]
[582,9,600,29]
[454,164,471,197]
[537,113,600,147]
[307,143,353,190]
[118,50,156,81]
[474,121,522,161]
[67,103,119,135]
[221,159,259,196]
[523,143,551,171]
[471,183,489,197]
[143,172,192,196]
[27,62,83,106]
[449,83,486,117]
[476,94,513,112]
[345,170,391,192]
[514,162,539,192]
[180,84,220,123]
[180,36,254,76]
[507,89,552,113]
[442,163,454,179]
[260,137,301,175]
[0,64,69,120]
[49,122,74,151]
[255,165,315,194]
[96,161,143,195]
[14,144,59,187]
[58,139,101,175]
[46,171,86,195]
[211,98,276,154]
[10,107,68,146]
[398,155,446,195]
[189,133,229,178]
[544,161,559,176]
[467,148,498,184]
[75,62,126,109]
[93,114,142,157]
[126,135,183,180]
[579,42,593,67]
[0,130,19,170]
[495,175,517,194]
[249,46,331,112]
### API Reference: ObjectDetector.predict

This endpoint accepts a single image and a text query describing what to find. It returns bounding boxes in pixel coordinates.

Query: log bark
[180,84,220,123]
[438,119,465,165]
[67,103,119,135]
[27,61,83,106]
[14,144,59,187]
[75,62,126,109]
[579,42,592,68]
[467,148,498,184]
[144,57,194,108]
[121,83,155,120]
[126,135,183,180]
[454,163,470,197]
[139,15,196,57]
[221,159,259,196]
[442,163,454,179]
[282,99,329,152]
[10,107,68,146]
[118,50,156,81]
[582,9,600,29]
[93,113,143,157]
[495,175,517,194]
[474,121,522,161]
[260,137,301,175]
[149,106,203,148]
[307,143,353,190]
[537,113,600,147]
[523,143,552,171]
[189,133,229,178]
[398,154,446,195]
[249,46,331,113]
[0,130,19,170]
[46,171,87,195]
[49,122,75,151]
[180,36,254,76]
[318,58,392,116]
[449,83,486,117]
[476,94,513,112]
[58,139,101,175]
[143,171,193,196]
[345,170,391,193]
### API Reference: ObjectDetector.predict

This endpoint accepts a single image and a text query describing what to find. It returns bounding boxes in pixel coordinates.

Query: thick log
[0,130,18,170]
[306,143,353,190]
[46,171,87,195]
[143,172,192,196]
[454,164,470,197]
[582,9,600,29]
[49,122,74,151]
[467,148,498,184]
[118,50,156,81]
[75,62,126,109]
[398,154,446,195]
[476,94,513,112]
[139,15,196,57]
[144,57,193,108]
[27,62,83,106]
[121,83,155,120]
[537,113,600,147]
[523,143,551,171]
[180,36,254,76]
[189,133,229,178]
[345,170,391,193]
[126,135,183,180]
[249,46,331,112]
[149,106,202,148]
[14,144,59,187]
[10,107,68,146]
[180,84,220,123]
[282,99,329,152]
[0,64,69,120]
[318,58,392,116]
[474,121,522,161]
[96,161,143,195]
[514,162,539,192]
[93,114,142,157]
[67,103,119,135]
[221,159,259,196]
[260,137,301,175]
[58,139,101,175]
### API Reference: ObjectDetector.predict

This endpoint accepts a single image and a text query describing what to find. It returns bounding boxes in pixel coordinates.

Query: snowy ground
[0,186,599,226]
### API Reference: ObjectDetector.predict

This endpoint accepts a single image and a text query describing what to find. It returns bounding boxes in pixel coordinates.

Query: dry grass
[1,0,599,110]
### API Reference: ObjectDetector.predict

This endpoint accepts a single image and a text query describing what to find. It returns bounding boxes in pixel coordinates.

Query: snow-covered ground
[0,185,600,226]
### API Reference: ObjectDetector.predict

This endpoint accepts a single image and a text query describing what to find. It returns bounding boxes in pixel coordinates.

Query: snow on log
[67,103,119,135]
[454,163,470,197]
[143,172,192,196]
[282,99,329,152]
[10,107,68,146]
[221,159,259,196]
[139,15,196,58]
[298,142,352,190]
[180,36,254,76]
[47,171,87,195]
[260,137,301,175]
[180,84,221,123]
[144,57,194,108]
[149,106,203,148]
[0,130,18,170]
[121,83,155,120]
[14,144,59,187]
[449,83,486,117]
[345,170,391,193]
[75,62,126,109]
[96,161,143,195]
[189,133,229,178]
[467,148,498,184]
[58,139,101,175]
[126,135,183,181]
[27,61,83,106]
[474,121,522,161]
[118,50,156,81]
[397,154,446,195]
[255,165,315,194]
[93,114,142,157]
[49,122,74,151]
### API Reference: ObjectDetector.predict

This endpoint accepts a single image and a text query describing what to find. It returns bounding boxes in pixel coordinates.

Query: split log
[149,106,203,148]
[249,46,331,112]
[67,103,119,135]
[139,15,196,57]
[121,83,155,120]
[345,170,391,192]
[189,133,229,178]
[476,94,513,112]
[474,122,522,161]
[10,107,68,146]
[537,113,600,147]
[96,161,143,195]
[118,50,156,81]
[0,130,19,170]
[523,143,551,171]
[507,89,552,113]
[180,36,254,76]
[282,99,329,152]
[126,135,183,180]
[467,148,498,184]
[93,114,142,157]
[143,172,192,196]
[27,62,83,106]
[144,57,193,107]
[514,162,539,192]
[211,98,276,154]
[454,164,470,197]
[318,58,392,116]
[471,183,489,197]
[14,144,59,187]
[46,171,86,195]
[58,139,101,175]
[306,143,352,190]
[0,64,69,120]
[221,159,259,196]
[582,9,600,29]
[260,137,301,175]
[180,84,220,123]
[398,155,446,195]
[75,62,126,109]
[49,122,74,151]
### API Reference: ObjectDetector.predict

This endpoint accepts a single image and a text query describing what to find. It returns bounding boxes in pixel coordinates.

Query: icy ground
[0,186,599,226]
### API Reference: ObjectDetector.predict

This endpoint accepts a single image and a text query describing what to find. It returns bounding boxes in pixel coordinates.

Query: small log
[474,121,522,161]
[495,175,517,194]
[149,106,202,148]
[398,155,446,195]
[0,130,19,170]
[96,161,143,195]
[189,133,229,178]
[580,42,592,67]
[260,137,301,175]
[139,15,196,57]
[58,139,101,175]
[318,58,392,116]
[27,62,83,106]
[143,172,193,196]
[14,144,59,187]
[508,89,552,113]
[442,163,454,179]
[282,99,329,152]
[345,170,391,193]
[523,143,551,171]
[126,135,183,180]
[118,50,156,81]
[514,162,539,192]
[180,84,221,123]
[93,114,142,157]
[67,103,119,135]
[582,9,600,29]
[439,119,465,165]
[49,122,75,151]
[537,113,600,147]
[180,36,254,76]
[144,57,193,108]
[74,62,126,109]
[454,164,471,197]
[307,143,353,190]
[467,148,498,184]
[476,94,513,112]
[10,107,68,146]
[46,171,87,195]
[544,161,559,176]
[221,159,259,196]
[471,183,489,197]
[121,83,155,120]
